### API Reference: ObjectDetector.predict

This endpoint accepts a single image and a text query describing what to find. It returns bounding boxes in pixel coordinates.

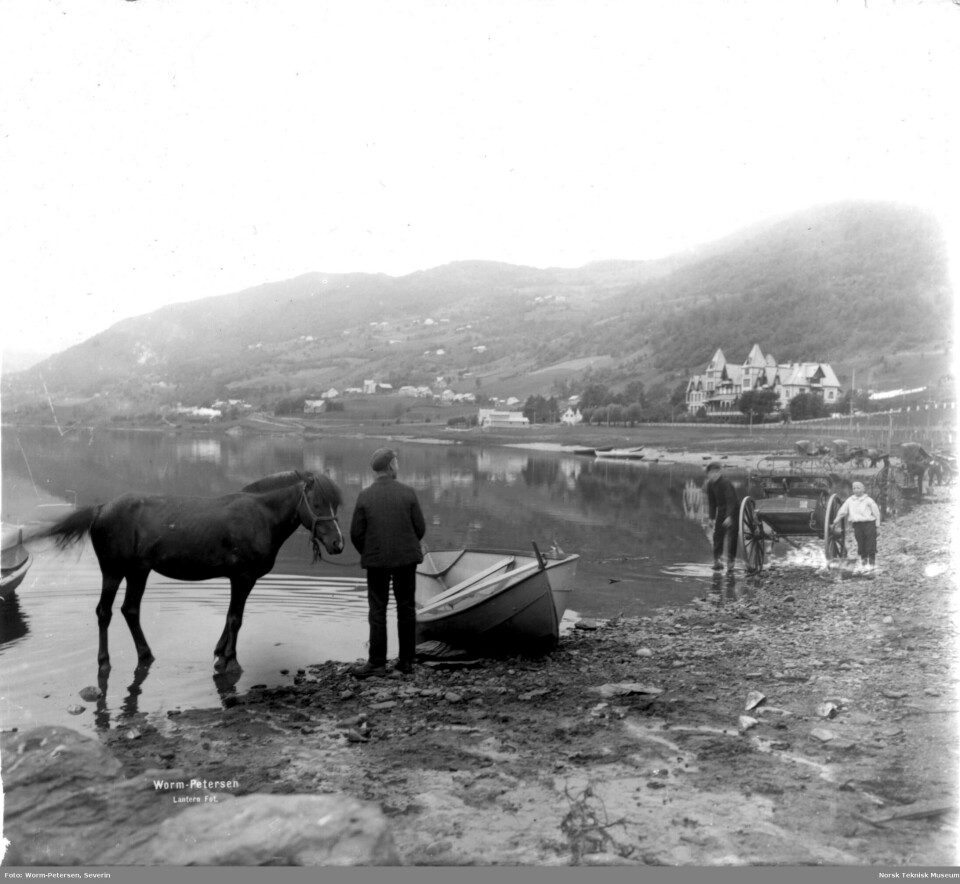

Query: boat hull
[594,447,645,461]
[1,526,32,598]
[416,548,579,655]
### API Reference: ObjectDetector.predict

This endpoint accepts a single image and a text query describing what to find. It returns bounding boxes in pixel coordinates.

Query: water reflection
[0,592,29,646]
[213,667,244,705]
[1,427,748,607]
[94,664,152,731]
[2,427,797,736]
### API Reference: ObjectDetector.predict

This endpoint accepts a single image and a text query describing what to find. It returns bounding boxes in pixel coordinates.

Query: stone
[738,715,759,732]
[1,727,397,867]
[78,686,102,702]
[150,794,399,865]
[810,728,836,743]
[744,691,766,711]
[1,726,196,864]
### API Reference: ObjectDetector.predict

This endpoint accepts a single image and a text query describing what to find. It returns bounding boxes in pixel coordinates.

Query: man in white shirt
[830,482,882,574]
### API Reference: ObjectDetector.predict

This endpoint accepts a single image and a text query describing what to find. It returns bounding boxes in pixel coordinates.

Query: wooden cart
[738,456,849,572]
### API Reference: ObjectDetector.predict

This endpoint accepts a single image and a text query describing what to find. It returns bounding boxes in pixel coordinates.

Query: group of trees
[733,387,884,424]
[521,378,689,426]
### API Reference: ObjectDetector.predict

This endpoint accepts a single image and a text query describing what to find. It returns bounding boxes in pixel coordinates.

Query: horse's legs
[120,570,155,667]
[96,573,123,671]
[214,577,256,671]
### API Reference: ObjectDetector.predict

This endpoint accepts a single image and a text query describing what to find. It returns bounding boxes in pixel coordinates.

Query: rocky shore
[3,487,957,867]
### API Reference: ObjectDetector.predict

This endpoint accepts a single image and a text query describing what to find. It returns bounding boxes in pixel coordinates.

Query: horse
[36,471,344,672]
[897,442,931,500]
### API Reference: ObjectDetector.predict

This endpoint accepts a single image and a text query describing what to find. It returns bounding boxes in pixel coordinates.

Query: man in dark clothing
[350,447,426,678]
[704,462,740,573]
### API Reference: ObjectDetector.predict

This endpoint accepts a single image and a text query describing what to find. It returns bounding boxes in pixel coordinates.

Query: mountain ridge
[2,200,951,416]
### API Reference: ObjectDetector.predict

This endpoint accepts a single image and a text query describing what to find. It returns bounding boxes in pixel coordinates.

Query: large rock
[1,725,172,865]
[1,727,398,866]
[150,794,400,865]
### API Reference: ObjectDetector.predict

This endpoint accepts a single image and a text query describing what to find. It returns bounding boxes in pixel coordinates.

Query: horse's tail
[36,506,101,550]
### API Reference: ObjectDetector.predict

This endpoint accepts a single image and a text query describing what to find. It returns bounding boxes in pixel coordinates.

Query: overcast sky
[2,0,957,356]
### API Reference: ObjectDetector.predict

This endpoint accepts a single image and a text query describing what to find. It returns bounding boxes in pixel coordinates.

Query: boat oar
[531,541,547,571]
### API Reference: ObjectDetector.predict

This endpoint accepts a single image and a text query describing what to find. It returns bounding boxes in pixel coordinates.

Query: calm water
[1,426,763,735]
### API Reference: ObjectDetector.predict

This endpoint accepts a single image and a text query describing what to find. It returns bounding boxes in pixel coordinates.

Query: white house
[560,407,583,426]
[686,344,841,415]
[478,408,530,428]
[304,399,327,414]
[175,405,221,422]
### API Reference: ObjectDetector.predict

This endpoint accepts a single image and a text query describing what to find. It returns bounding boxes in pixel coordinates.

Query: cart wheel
[738,496,765,573]
[824,493,847,562]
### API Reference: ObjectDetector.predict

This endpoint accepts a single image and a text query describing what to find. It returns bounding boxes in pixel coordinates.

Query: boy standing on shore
[831,481,881,574]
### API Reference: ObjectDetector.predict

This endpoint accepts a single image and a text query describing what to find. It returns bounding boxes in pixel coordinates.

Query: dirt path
[103,488,959,866]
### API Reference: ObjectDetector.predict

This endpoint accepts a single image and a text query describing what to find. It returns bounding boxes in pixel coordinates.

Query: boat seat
[425,557,516,605]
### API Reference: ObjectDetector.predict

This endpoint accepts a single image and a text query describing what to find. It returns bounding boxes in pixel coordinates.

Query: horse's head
[298,473,344,559]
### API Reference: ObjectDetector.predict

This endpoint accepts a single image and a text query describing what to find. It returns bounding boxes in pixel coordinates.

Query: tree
[669,380,689,409]
[579,384,610,409]
[737,389,780,423]
[789,392,829,421]
[522,395,559,424]
[622,380,646,407]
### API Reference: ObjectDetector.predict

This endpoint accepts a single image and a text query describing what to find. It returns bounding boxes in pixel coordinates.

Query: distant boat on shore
[594,446,646,461]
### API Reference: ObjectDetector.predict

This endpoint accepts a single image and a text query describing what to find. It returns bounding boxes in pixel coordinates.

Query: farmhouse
[686,344,840,415]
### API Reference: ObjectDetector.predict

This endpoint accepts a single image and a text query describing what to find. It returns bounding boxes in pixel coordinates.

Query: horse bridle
[298,484,343,561]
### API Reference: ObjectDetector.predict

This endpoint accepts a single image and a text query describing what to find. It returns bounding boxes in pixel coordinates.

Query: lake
[1,426,754,736]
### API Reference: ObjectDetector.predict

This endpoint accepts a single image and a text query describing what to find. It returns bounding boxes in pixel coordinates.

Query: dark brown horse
[37,471,343,672]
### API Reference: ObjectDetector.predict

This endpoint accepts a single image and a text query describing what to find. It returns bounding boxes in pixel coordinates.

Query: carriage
[737,456,850,572]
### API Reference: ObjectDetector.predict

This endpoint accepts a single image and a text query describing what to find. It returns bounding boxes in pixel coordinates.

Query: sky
[2,0,958,356]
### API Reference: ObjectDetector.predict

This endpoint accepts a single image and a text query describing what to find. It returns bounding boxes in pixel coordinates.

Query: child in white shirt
[830,482,882,573]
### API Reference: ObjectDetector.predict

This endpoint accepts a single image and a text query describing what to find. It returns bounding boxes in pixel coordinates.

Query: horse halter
[298,484,342,562]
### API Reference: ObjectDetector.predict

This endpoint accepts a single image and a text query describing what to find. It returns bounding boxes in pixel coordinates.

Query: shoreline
[5,484,956,866]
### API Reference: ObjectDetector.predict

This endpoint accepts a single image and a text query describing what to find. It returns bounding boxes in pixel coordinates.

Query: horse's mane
[242,470,305,493]
[243,470,342,507]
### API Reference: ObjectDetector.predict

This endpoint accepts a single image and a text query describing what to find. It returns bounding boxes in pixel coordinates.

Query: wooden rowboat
[1,526,32,597]
[416,547,580,655]
[594,446,645,461]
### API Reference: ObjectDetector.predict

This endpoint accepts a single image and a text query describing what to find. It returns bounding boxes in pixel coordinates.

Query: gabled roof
[707,348,726,371]
[743,344,766,367]
[814,363,840,387]
[721,365,744,384]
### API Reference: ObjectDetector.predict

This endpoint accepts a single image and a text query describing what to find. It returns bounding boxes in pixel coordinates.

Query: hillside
[1,200,952,417]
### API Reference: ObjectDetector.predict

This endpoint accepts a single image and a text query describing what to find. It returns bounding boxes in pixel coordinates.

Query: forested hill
[637,202,951,373]
[2,200,951,411]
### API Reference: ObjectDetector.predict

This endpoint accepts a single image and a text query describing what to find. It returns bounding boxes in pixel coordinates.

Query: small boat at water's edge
[416,548,580,655]
[1,526,33,597]
[594,446,645,461]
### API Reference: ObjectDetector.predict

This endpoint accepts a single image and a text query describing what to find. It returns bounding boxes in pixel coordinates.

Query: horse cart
[738,456,849,572]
